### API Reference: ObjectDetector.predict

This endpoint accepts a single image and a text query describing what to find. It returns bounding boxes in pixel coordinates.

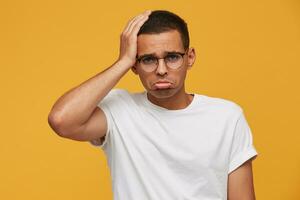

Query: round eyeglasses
[136,49,188,72]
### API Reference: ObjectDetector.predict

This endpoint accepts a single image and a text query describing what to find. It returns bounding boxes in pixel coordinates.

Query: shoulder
[106,88,129,96]
[102,88,132,100]
[198,93,244,118]
[98,88,130,106]
[100,88,141,107]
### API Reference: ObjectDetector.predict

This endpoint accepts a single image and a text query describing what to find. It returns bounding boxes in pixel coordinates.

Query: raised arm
[47,10,151,141]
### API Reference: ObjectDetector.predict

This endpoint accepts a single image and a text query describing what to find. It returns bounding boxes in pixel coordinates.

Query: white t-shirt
[89,88,258,200]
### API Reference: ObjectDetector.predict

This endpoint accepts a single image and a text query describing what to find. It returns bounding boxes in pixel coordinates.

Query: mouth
[153,80,173,90]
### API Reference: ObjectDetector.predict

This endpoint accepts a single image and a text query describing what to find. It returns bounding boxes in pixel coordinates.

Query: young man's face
[132,29,196,99]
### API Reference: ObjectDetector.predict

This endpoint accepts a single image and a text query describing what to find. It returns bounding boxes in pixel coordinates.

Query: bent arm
[47,59,131,139]
[47,10,151,141]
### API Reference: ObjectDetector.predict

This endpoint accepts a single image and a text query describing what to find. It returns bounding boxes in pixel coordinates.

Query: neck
[146,87,194,110]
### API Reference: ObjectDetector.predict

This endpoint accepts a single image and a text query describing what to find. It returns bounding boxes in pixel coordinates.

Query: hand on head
[118,10,152,68]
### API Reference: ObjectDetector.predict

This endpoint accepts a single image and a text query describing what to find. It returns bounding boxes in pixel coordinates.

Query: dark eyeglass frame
[135,49,188,71]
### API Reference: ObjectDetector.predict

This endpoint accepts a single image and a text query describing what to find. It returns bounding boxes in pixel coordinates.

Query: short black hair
[137,10,190,51]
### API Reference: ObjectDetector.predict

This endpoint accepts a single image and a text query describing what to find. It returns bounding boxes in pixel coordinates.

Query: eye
[142,57,156,64]
[166,54,180,62]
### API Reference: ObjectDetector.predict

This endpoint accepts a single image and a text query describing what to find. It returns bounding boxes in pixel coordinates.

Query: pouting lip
[153,80,173,84]
[152,80,173,90]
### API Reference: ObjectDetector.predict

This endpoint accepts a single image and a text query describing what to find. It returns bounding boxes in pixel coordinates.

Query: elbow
[48,112,69,137]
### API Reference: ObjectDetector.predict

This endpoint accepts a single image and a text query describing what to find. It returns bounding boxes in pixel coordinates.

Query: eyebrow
[136,51,183,59]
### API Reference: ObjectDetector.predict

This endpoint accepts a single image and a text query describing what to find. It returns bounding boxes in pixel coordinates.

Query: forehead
[137,30,184,56]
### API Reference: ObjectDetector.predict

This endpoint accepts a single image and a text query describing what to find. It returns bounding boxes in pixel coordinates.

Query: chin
[148,87,177,99]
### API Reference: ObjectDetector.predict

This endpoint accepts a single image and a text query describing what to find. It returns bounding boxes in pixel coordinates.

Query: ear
[131,63,138,75]
[187,47,196,70]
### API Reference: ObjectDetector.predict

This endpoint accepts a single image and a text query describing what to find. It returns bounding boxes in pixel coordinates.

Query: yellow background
[1,0,299,199]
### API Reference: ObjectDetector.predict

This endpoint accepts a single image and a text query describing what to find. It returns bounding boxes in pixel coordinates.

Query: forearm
[48,58,131,132]
[48,10,151,135]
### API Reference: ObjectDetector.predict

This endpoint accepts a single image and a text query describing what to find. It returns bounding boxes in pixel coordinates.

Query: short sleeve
[88,88,122,149]
[228,111,258,174]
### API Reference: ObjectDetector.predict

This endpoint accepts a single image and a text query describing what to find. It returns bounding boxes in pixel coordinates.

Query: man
[48,10,258,200]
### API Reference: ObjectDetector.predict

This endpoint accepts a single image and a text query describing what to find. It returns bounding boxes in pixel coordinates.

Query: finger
[130,14,150,36]
[122,14,141,34]
[144,10,152,15]
[123,11,148,34]
[124,10,151,34]
[127,11,151,35]
[126,14,146,35]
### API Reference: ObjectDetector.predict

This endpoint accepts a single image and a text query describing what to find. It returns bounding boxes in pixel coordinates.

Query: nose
[155,58,168,75]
